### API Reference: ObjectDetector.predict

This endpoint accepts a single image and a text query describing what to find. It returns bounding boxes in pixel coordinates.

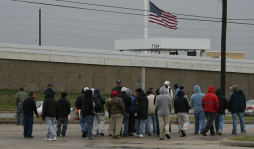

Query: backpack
[94,95,103,111]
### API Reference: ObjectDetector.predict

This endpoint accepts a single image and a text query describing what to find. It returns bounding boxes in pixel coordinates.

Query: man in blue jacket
[127,88,135,136]
[44,84,56,97]
[228,85,246,135]
[190,85,205,134]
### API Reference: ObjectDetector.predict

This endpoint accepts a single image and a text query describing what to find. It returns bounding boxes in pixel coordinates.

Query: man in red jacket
[200,86,219,136]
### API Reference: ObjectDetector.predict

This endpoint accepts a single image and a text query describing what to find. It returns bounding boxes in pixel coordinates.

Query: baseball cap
[84,87,89,91]
[135,88,143,93]
[121,87,127,92]
[116,80,121,83]
[112,91,117,96]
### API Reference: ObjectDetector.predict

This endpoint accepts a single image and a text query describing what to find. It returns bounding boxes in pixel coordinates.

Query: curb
[221,138,254,147]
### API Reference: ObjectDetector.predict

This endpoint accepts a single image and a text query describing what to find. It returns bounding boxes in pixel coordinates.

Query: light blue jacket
[190,85,204,110]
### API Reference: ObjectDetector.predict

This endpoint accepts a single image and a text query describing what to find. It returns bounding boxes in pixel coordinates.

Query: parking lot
[0,123,254,149]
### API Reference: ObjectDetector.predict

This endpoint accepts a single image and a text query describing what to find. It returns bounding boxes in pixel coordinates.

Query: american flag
[149,1,178,29]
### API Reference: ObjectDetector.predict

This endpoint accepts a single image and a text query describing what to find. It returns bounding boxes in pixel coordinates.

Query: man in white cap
[164,81,173,132]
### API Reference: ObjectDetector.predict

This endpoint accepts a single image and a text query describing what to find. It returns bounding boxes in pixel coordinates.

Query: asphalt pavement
[0,123,254,149]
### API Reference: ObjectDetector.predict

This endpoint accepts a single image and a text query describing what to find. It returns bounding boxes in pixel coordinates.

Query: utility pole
[221,0,227,96]
[39,9,41,46]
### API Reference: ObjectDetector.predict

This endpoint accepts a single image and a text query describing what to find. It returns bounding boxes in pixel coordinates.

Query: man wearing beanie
[112,80,123,95]
[107,91,125,139]
[56,92,70,137]
[118,87,132,137]
[228,85,246,135]
[44,84,56,97]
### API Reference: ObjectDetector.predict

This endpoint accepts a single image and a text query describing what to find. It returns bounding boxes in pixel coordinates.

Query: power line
[43,32,115,40]
[0,32,37,34]
[52,0,222,20]
[44,24,254,40]
[0,16,37,18]
[11,0,222,23]
[0,24,38,26]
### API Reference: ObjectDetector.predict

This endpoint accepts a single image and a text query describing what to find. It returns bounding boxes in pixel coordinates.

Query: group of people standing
[16,80,247,141]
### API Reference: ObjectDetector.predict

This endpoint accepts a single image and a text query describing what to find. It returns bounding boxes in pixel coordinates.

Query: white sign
[151,44,160,49]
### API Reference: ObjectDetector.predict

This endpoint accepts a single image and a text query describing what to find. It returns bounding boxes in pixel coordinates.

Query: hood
[208,86,215,94]
[233,90,243,95]
[194,85,201,93]
[93,89,100,98]
[85,90,93,98]
[215,89,222,96]
[176,91,185,97]
[159,87,167,94]
[156,88,160,95]
[126,89,132,97]
[45,91,53,98]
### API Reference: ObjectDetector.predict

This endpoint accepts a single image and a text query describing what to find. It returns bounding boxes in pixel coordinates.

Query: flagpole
[144,0,148,39]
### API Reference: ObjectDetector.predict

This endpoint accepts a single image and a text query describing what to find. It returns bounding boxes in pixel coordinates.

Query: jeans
[202,112,215,134]
[45,117,56,139]
[194,110,206,133]
[128,111,135,134]
[135,119,146,135]
[145,114,156,134]
[122,113,129,135]
[57,117,68,136]
[23,115,33,137]
[85,115,94,139]
[215,114,225,132]
[232,113,246,134]
[80,115,87,132]
[92,113,105,135]
[155,114,160,136]
[16,106,24,125]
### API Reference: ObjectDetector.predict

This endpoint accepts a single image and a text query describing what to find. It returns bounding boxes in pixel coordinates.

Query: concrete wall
[1,59,254,100]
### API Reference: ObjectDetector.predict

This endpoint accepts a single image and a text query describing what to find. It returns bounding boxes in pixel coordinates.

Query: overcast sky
[1,0,254,59]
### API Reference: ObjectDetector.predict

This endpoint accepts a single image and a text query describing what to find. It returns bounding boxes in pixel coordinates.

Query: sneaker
[45,137,52,141]
[200,132,207,136]
[52,137,57,141]
[139,134,144,138]
[134,133,139,137]
[147,133,152,136]
[231,133,237,135]
[210,132,215,136]
[241,131,246,135]
[57,131,61,137]
[93,135,97,137]
[180,130,186,137]
[193,132,199,134]
[82,131,87,138]
[16,123,20,125]
[128,133,133,136]
[98,132,104,136]
[165,134,171,139]
[159,137,164,140]
[109,134,112,137]
[218,131,222,135]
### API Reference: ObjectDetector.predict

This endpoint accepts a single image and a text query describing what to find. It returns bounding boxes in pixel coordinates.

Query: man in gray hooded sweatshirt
[155,87,172,140]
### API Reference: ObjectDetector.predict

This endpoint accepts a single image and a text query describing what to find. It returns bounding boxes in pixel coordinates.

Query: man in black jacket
[56,92,70,137]
[42,92,59,141]
[228,85,246,135]
[118,87,132,137]
[83,90,96,140]
[214,89,227,135]
[23,92,39,138]
[174,91,189,137]
[112,80,123,95]
[75,88,89,138]
[134,88,148,138]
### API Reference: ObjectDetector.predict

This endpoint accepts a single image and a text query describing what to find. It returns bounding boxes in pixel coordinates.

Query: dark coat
[118,92,132,113]
[23,97,38,117]
[174,91,189,114]
[57,98,70,118]
[82,90,96,116]
[42,92,59,121]
[112,86,122,95]
[215,89,228,114]
[228,90,246,113]
[134,91,148,119]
